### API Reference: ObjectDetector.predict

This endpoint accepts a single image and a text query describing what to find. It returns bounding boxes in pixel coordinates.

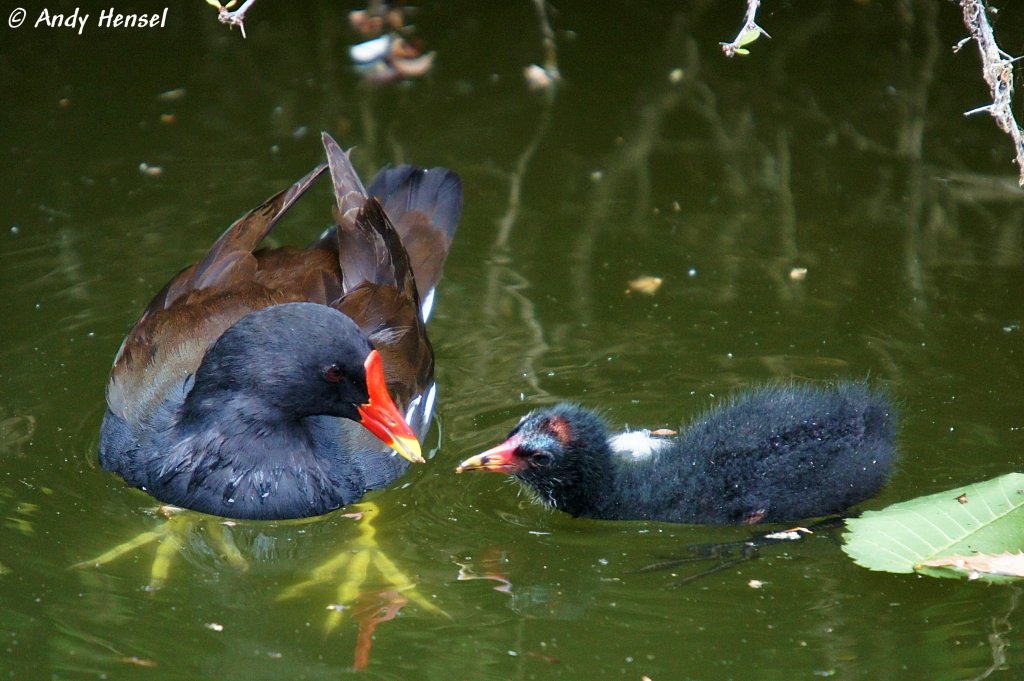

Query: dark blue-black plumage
[458,383,897,524]
[99,133,462,520]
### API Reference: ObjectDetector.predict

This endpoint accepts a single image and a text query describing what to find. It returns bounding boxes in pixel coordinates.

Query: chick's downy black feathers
[458,383,897,525]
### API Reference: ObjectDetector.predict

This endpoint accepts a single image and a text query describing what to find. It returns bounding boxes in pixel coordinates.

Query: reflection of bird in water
[348,2,436,82]
[348,1,408,38]
[82,133,461,632]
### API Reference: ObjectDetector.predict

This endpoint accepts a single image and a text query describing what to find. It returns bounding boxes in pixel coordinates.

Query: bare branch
[958,0,1024,187]
[205,0,257,39]
[721,0,771,57]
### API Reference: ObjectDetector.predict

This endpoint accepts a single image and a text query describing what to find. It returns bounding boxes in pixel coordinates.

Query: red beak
[356,350,424,464]
[455,435,525,474]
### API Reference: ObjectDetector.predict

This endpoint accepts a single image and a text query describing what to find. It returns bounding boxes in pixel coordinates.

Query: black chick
[457,383,897,524]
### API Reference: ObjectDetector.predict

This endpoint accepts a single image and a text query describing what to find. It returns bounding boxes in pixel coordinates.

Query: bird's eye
[325,364,345,383]
[530,450,554,467]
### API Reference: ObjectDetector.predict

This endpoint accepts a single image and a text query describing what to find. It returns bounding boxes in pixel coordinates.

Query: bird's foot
[278,502,445,633]
[350,588,410,671]
[72,505,248,590]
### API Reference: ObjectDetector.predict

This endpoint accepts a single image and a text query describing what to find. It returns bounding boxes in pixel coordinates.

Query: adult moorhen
[457,383,897,524]
[99,133,462,521]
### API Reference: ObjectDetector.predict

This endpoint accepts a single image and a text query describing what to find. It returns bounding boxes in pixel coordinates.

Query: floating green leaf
[842,472,1024,579]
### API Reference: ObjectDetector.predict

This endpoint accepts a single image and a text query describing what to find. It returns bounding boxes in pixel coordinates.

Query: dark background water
[3,1,1024,679]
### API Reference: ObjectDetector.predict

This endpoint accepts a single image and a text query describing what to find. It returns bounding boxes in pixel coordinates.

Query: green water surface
[2,2,1023,679]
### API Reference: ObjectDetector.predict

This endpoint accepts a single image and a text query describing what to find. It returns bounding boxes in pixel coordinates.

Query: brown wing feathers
[323,133,431,403]
[367,164,461,299]
[149,163,329,321]
[109,133,453,424]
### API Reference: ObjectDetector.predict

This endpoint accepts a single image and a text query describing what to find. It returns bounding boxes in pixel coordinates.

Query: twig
[721,0,771,57]
[205,0,257,39]
[958,0,1024,187]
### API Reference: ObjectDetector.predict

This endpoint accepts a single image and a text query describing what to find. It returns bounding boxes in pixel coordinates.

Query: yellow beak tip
[454,456,483,472]
[392,436,425,464]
